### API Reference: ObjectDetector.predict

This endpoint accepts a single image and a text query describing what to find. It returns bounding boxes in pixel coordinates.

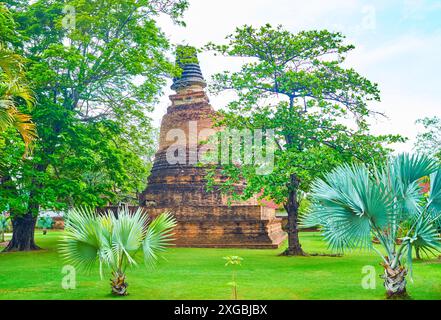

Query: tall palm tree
[59,207,176,296]
[305,154,441,299]
[0,42,36,152]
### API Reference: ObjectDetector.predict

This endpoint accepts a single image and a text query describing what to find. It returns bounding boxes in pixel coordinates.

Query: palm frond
[402,212,441,279]
[411,214,441,256]
[96,212,115,278]
[0,102,14,129]
[308,164,392,253]
[379,153,437,234]
[390,153,438,185]
[111,207,148,268]
[0,42,36,153]
[142,212,177,267]
[59,207,102,273]
[427,170,441,227]
[59,207,177,279]
[0,43,25,78]
[10,107,37,153]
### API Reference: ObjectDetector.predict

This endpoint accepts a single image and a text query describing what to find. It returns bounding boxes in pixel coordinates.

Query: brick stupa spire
[140,46,286,248]
[171,46,207,91]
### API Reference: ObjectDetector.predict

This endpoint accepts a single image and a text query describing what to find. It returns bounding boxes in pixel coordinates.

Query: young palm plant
[304,153,441,299]
[59,207,177,296]
[224,255,243,300]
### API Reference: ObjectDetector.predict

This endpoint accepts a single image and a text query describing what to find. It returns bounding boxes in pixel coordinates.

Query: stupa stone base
[145,206,286,248]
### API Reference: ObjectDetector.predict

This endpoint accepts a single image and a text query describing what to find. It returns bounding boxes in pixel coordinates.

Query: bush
[36,215,54,235]
[59,207,176,296]
[0,213,10,242]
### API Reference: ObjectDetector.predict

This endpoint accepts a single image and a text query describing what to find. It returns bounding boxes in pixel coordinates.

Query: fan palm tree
[59,207,177,296]
[304,153,441,299]
[0,42,36,153]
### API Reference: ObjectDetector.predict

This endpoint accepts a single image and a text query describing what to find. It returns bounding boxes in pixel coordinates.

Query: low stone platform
[145,206,286,249]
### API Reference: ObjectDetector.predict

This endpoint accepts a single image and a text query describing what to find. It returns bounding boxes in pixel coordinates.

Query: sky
[154,0,441,152]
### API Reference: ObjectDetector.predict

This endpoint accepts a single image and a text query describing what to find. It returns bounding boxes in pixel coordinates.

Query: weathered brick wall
[140,66,286,248]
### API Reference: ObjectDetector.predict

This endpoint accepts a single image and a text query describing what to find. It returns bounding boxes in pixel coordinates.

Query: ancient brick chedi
[140,47,286,248]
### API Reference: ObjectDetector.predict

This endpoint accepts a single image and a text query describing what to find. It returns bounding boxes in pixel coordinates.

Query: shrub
[59,207,176,296]
[37,215,54,235]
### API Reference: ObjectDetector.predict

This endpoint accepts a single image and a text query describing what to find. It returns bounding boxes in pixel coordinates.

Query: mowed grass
[0,231,440,300]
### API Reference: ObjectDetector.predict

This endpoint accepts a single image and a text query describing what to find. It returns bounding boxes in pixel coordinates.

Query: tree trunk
[381,262,409,299]
[3,163,47,252]
[3,212,39,252]
[282,174,305,256]
[111,271,128,296]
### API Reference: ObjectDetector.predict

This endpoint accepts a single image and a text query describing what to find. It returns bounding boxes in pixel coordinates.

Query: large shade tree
[1,0,188,251]
[205,25,403,255]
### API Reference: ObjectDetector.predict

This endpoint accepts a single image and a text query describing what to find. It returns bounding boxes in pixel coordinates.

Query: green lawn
[0,231,440,300]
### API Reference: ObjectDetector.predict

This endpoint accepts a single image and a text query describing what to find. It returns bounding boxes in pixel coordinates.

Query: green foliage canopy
[205,24,403,205]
